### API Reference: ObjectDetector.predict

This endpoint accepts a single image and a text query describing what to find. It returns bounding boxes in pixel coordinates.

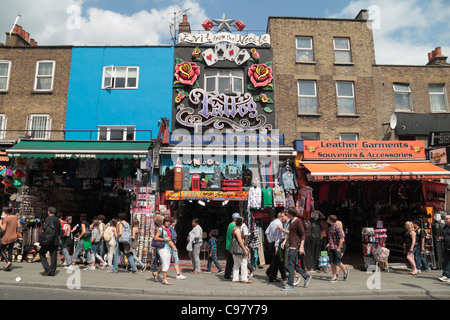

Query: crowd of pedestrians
[1,206,449,288]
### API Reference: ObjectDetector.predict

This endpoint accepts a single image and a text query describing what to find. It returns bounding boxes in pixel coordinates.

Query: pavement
[0,258,449,299]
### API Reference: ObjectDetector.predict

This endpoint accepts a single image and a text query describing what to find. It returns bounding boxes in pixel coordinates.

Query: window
[340,133,358,141]
[205,70,244,95]
[0,61,11,91]
[429,84,448,112]
[102,66,139,89]
[296,37,314,62]
[34,61,55,91]
[333,38,352,63]
[98,126,136,141]
[336,81,356,114]
[0,114,6,139]
[298,80,318,114]
[393,83,412,111]
[28,114,51,139]
[300,132,319,140]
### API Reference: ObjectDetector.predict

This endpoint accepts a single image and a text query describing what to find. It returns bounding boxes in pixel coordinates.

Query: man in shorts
[327,215,348,283]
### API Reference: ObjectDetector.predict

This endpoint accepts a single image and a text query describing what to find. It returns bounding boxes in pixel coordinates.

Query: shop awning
[302,162,450,182]
[7,140,151,160]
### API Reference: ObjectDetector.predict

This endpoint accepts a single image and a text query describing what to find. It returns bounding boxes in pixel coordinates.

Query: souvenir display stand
[421,215,437,269]
[362,225,389,271]
[130,186,155,266]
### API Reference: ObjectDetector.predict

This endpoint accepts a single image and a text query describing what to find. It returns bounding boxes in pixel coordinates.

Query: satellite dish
[389,114,397,130]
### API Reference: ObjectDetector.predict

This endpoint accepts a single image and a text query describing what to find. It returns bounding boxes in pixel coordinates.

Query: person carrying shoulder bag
[230,217,251,284]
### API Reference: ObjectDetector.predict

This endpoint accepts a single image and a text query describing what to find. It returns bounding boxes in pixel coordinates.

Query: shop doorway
[172,200,241,260]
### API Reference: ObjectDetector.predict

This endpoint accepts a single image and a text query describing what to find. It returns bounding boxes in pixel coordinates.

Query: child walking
[205,231,223,273]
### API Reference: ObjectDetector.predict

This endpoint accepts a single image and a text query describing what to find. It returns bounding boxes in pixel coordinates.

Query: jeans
[189,243,201,272]
[60,237,72,265]
[91,242,103,263]
[112,242,137,272]
[72,239,92,263]
[413,247,430,270]
[287,248,309,287]
[443,250,450,278]
[169,246,179,265]
[152,250,161,272]
[207,250,222,272]
[132,248,145,269]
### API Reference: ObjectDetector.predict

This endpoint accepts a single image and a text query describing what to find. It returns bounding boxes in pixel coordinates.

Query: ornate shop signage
[176,89,272,132]
[165,190,249,201]
[178,32,271,46]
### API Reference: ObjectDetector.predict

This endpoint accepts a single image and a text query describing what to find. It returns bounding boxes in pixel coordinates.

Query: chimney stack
[427,47,448,66]
[178,14,191,35]
[5,24,37,47]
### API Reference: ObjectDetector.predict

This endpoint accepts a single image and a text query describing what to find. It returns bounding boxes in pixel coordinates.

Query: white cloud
[329,0,450,65]
[0,0,207,45]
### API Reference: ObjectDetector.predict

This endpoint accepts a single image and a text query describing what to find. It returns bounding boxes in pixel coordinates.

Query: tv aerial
[9,13,22,38]
[169,5,197,44]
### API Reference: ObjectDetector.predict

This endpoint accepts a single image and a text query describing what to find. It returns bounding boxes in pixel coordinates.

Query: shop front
[5,139,153,261]
[158,132,296,259]
[297,140,450,270]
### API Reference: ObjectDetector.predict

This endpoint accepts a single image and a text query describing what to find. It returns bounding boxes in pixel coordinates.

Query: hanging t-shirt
[261,187,273,208]
[247,186,262,209]
[120,159,133,178]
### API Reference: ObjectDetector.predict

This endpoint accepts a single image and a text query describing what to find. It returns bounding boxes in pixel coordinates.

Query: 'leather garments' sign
[303,141,426,160]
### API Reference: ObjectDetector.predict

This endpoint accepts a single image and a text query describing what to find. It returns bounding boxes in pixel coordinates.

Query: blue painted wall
[65,46,174,140]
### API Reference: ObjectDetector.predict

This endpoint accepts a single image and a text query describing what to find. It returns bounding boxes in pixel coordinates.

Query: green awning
[7,140,151,160]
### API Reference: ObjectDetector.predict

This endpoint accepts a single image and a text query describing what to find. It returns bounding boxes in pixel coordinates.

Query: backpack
[82,222,92,239]
[40,221,57,247]
[119,222,132,244]
[103,226,113,242]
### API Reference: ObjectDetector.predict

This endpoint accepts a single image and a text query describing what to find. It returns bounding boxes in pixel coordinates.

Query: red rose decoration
[174,62,200,86]
[248,64,273,88]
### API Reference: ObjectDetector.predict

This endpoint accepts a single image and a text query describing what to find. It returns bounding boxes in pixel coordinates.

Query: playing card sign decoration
[201,45,250,66]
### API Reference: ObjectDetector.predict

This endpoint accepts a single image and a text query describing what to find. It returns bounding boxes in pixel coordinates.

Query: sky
[0,0,449,65]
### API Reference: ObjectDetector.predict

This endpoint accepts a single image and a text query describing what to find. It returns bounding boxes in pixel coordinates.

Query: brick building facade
[0,25,72,143]
[268,10,450,145]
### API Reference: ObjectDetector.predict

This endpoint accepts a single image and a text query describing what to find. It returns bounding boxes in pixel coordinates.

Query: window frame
[296,37,314,62]
[429,84,448,112]
[204,69,244,95]
[28,114,51,140]
[393,83,412,112]
[34,60,55,91]
[0,114,6,139]
[98,125,136,141]
[336,81,356,115]
[339,133,359,141]
[300,132,320,140]
[333,38,352,63]
[101,66,140,90]
[0,60,12,91]
[297,80,318,114]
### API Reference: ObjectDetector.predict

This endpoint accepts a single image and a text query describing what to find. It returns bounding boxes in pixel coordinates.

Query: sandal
[153,272,159,282]
[241,280,252,284]
[161,280,172,285]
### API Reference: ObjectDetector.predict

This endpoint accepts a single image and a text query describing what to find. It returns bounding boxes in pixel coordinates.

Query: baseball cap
[232,213,241,219]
